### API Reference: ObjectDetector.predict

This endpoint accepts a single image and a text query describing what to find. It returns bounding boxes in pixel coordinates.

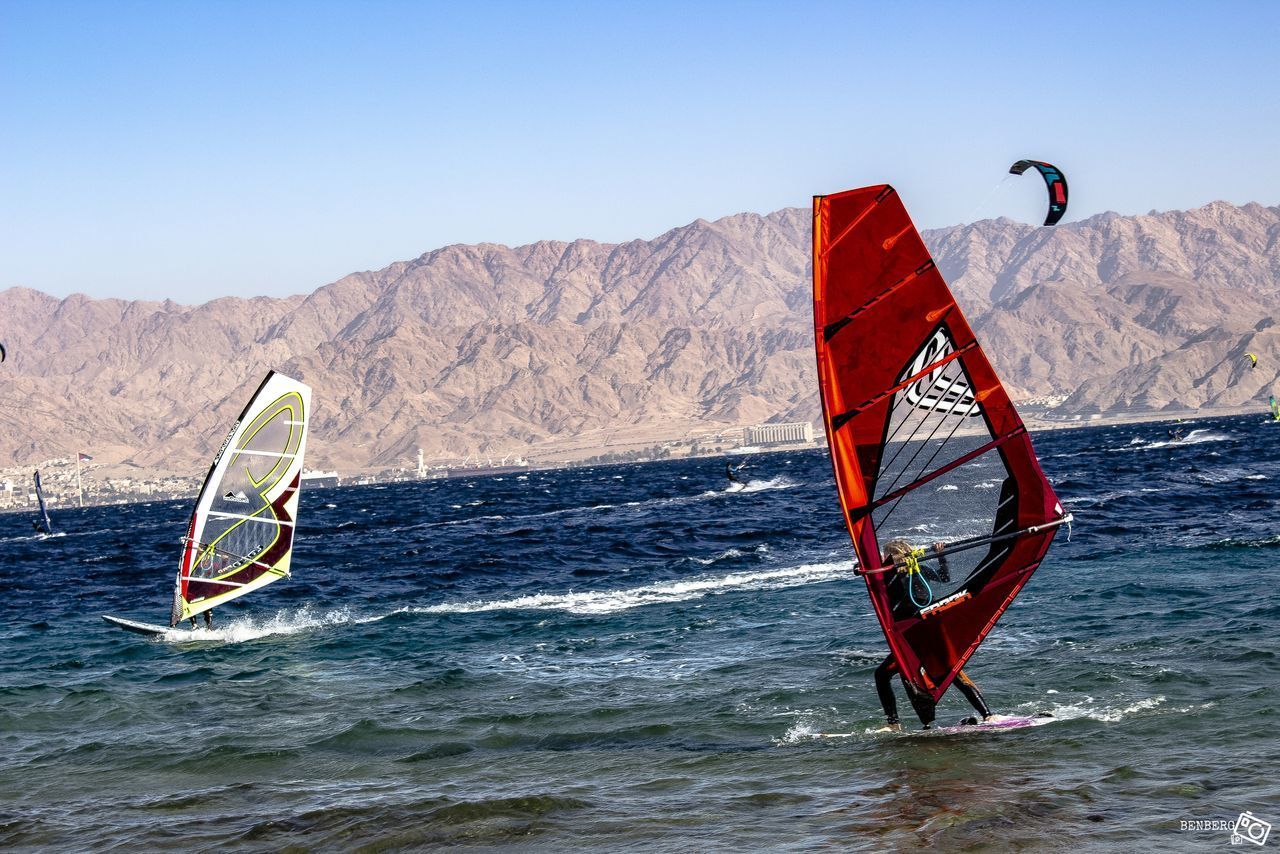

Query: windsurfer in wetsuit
[189,610,213,630]
[873,539,993,731]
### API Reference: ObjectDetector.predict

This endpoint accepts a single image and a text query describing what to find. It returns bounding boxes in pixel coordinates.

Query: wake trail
[1111,429,1231,452]
[149,606,385,645]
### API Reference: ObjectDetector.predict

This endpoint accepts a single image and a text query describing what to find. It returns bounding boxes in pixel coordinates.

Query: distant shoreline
[1,405,1267,516]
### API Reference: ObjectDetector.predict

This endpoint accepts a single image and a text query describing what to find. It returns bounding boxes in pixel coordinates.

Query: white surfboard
[818,713,1055,739]
[925,713,1055,734]
[101,615,173,636]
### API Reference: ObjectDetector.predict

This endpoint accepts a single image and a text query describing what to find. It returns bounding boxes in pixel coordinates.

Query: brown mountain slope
[1,200,1276,473]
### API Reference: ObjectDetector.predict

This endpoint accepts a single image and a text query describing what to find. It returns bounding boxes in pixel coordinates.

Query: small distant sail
[1245,352,1259,370]
[813,184,1071,711]
[171,371,311,626]
[33,470,53,534]
[1270,395,1279,420]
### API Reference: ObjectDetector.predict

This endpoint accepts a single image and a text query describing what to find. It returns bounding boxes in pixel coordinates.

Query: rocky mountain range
[1,198,1277,474]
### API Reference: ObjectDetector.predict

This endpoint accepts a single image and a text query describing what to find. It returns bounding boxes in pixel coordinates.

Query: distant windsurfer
[31,520,46,535]
[873,539,993,730]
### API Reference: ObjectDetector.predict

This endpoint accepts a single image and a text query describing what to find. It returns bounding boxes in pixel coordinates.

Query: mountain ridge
[2,199,1276,473]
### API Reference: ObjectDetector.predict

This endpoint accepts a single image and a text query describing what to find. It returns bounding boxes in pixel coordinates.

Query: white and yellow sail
[171,371,311,625]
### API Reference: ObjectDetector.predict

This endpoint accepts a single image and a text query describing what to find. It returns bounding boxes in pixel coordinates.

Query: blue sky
[3,1,1278,302]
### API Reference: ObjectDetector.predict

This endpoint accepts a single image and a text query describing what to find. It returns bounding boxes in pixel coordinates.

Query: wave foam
[1114,429,1231,452]
[157,606,384,644]
[414,561,852,616]
[1026,694,1167,723]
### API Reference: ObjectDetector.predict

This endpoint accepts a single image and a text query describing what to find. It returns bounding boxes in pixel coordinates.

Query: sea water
[0,414,1275,849]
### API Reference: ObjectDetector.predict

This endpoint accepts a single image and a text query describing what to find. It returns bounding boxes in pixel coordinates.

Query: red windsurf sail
[813,185,1070,706]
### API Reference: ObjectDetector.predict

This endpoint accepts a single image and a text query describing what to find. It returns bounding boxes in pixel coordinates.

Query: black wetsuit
[874,549,991,727]
[875,657,990,727]
[725,463,741,484]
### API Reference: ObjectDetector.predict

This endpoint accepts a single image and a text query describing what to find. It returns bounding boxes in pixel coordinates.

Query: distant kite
[1245,352,1258,369]
[0,342,5,362]
[1009,160,1068,226]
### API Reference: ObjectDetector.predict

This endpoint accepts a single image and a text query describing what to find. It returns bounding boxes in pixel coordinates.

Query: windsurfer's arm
[931,541,950,582]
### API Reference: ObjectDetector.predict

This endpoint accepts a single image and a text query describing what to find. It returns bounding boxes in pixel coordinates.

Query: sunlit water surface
[0,414,1276,849]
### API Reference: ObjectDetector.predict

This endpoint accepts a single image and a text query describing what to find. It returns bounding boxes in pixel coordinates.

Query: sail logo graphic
[902,329,979,417]
[919,589,971,619]
[222,490,250,504]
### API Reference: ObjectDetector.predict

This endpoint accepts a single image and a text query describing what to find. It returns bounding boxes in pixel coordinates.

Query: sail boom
[178,575,250,589]
[856,514,1073,575]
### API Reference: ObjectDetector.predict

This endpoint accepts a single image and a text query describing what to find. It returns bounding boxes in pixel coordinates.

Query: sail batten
[814,184,1068,704]
[172,372,311,625]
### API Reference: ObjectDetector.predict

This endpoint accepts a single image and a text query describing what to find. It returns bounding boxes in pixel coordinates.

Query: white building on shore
[742,422,814,448]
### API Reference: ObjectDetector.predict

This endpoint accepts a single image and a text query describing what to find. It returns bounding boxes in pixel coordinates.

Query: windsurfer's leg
[901,678,937,728]
[954,670,991,719]
[204,610,213,630]
[874,656,900,725]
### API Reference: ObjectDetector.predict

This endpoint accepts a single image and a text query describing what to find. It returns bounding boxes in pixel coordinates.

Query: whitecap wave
[686,548,744,566]
[731,475,798,494]
[413,560,853,616]
[1025,694,1167,723]
[1113,429,1231,452]
[776,721,826,745]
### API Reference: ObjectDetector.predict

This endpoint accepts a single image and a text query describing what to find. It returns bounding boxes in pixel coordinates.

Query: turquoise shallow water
[0,414,1276,850]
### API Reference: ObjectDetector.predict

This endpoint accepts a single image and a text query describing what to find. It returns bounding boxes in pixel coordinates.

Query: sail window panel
[872,446,1013,605]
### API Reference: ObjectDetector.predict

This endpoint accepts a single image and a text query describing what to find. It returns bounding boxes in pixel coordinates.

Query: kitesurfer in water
[725,462,742,485]
[873,539,993,731]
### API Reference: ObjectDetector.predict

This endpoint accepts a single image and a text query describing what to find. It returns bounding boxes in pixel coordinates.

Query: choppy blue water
[1,415,1276,850]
